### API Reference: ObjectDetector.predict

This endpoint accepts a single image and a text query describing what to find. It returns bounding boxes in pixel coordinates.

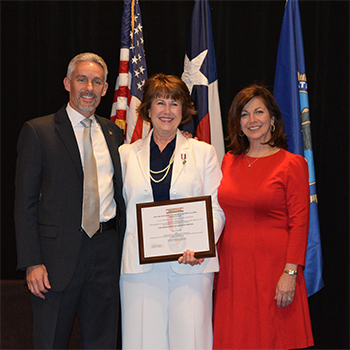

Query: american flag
[181,0,225,164]
[110,0,150,143]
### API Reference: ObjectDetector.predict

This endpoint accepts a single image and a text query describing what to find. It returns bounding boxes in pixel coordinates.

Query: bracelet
[284,269,297,276]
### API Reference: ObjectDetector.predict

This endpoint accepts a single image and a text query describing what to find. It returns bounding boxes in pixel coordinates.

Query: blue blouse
[150,134,176,202]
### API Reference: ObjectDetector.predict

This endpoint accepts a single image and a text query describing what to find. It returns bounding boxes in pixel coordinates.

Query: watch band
[284,269,298,276]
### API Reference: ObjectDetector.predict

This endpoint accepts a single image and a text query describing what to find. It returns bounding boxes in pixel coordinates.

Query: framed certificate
[136,195,215,264]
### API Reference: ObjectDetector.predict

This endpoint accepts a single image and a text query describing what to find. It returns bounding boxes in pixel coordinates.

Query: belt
[95,217,117,234]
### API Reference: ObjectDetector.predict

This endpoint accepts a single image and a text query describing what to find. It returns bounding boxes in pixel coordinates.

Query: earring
[239,130,245,137]
[270,124,275,132]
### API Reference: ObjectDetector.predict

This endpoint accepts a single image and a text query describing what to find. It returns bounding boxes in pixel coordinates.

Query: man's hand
[180,131,198,140]
[26,264,51,299]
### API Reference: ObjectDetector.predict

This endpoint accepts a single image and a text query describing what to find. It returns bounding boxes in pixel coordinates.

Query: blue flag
[181,0,225,164]
[274,0,324,297]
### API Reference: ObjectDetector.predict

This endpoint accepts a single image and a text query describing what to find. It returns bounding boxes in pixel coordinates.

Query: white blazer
[119,129,225,275]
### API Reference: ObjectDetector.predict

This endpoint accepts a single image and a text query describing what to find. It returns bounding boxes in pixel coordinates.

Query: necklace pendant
[248,164,251,167]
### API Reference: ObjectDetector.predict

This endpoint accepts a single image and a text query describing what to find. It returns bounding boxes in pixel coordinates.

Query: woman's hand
[275,263,298,308]
[178,249,204,266]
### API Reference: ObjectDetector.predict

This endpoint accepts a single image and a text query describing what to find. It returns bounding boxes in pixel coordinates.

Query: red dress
[213,149,314,350]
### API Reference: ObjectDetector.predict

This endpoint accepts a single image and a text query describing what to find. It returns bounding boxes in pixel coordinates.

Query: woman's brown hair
[227,84,288,154]
[137,73,196,126]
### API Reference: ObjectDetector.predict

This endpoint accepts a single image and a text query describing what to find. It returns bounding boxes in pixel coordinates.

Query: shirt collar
[66,103,96,127]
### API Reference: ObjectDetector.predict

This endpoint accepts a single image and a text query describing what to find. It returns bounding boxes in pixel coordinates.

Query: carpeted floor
[1,280,82,349]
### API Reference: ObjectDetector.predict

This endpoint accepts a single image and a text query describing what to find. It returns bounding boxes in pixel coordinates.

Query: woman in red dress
[213,84,314,349]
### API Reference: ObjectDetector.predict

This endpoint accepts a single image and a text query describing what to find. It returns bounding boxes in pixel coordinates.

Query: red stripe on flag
[113,86,129,103]
[116,109,127,120]
[110,109,127,123]
[196,113,211,144]
[118,85,129,97]
[130,116,145,143]
[119,60,129,74]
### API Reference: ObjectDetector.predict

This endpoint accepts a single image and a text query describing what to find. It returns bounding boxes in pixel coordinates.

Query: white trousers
[120,263,214,350]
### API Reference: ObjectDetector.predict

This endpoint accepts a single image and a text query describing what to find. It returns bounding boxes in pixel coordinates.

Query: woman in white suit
[119,73,225,350]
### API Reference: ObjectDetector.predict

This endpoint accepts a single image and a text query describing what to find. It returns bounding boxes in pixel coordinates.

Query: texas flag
[181,0,225,164]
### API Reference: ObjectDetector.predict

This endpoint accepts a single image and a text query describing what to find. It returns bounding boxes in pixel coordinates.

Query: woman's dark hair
[227,84,288,154]
[137,73,196,126]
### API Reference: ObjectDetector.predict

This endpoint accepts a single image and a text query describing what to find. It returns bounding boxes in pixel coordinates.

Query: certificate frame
[136,195,215,264]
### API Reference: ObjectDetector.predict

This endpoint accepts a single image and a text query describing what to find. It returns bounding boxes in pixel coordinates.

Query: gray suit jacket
[14,105,126,291]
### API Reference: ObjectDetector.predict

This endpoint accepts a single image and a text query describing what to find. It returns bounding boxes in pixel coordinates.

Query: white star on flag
[182,50,208,94]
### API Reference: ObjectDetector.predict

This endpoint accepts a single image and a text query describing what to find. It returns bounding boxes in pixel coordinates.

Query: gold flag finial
[131,0,135,46]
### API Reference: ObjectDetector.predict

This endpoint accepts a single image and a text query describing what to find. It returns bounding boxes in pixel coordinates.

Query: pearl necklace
[150,150,175,183]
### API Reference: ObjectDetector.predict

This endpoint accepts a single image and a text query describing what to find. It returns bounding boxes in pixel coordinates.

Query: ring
[287,297,292,301]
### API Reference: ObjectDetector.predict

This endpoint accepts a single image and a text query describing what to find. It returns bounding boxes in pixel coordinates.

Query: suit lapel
[54,106,83,179]
[171,130,189,187]
[97,116,125,210]
[97,116,120,170]
[136,131,152,187]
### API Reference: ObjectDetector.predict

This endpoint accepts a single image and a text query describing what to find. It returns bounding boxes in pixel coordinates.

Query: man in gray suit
[14,52,126,349]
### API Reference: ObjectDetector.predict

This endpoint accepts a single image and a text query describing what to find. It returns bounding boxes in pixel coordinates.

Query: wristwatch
[283,269,298,276]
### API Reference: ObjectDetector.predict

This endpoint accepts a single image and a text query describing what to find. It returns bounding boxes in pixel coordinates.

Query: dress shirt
[66,104,116,222]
